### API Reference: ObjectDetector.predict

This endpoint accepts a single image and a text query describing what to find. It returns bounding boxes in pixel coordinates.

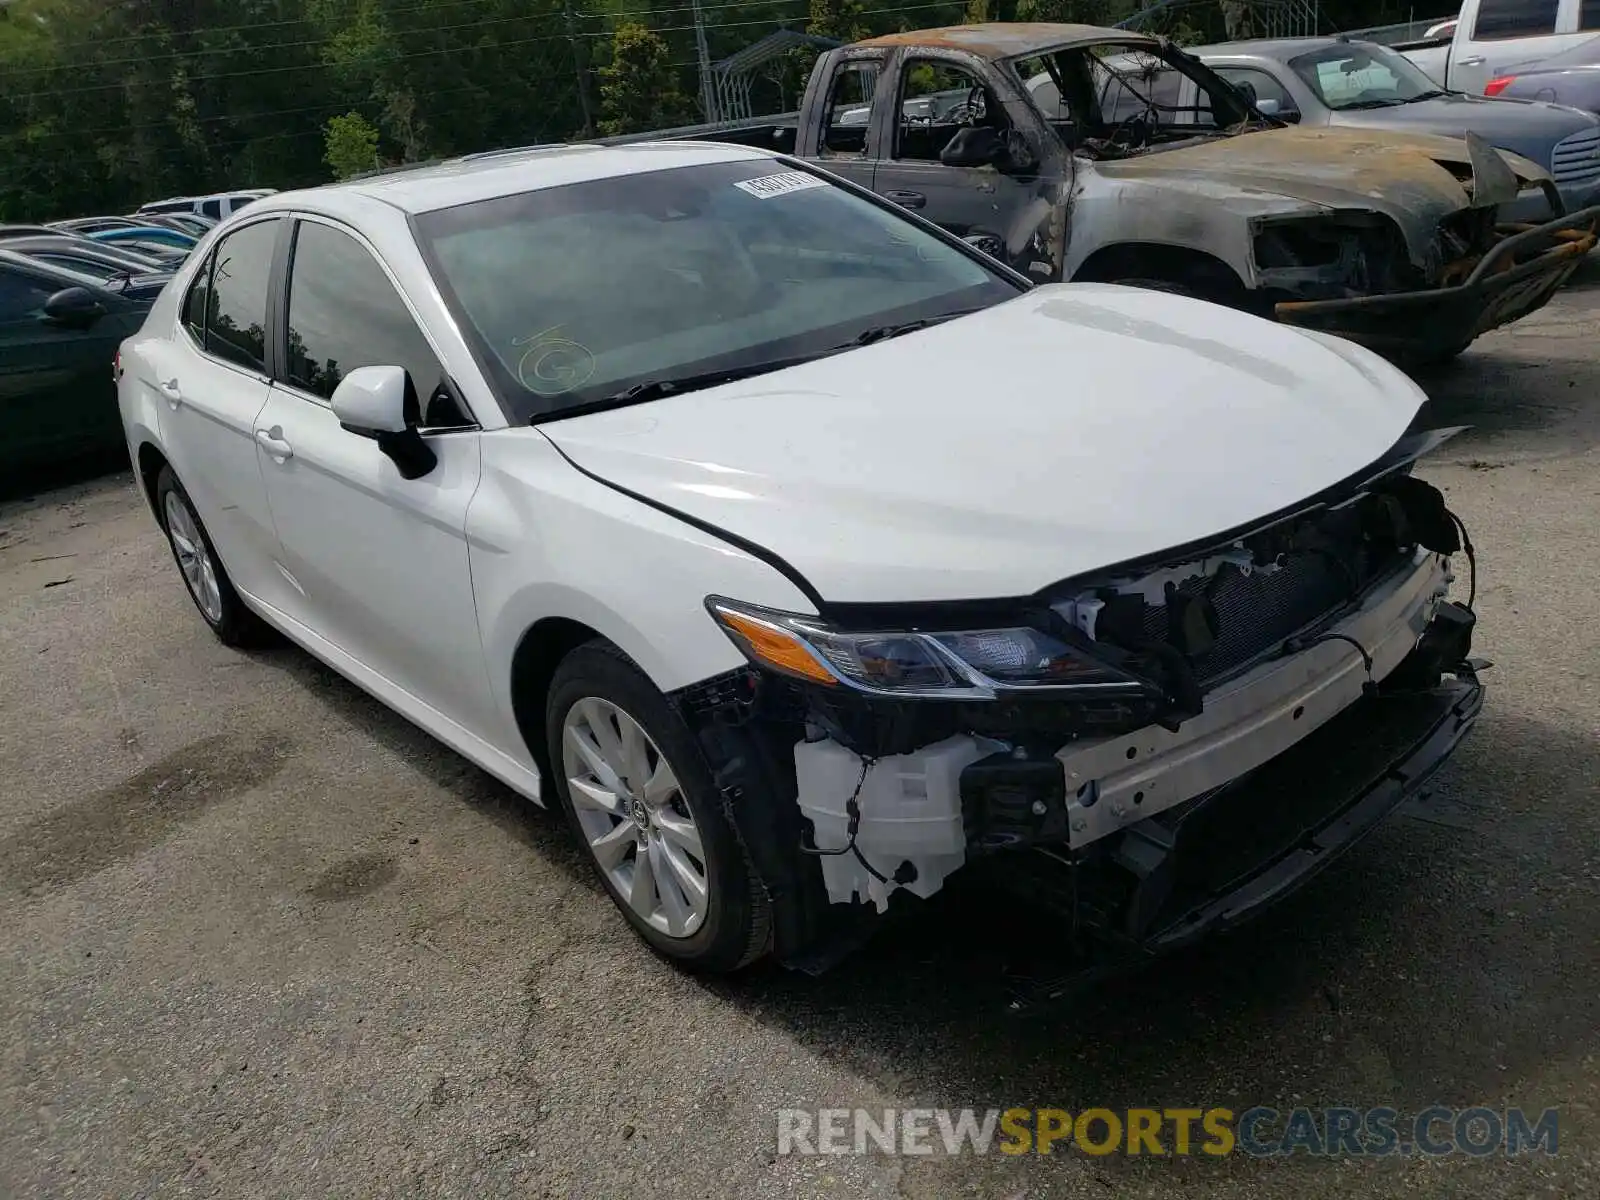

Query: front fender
[469,429,817,762]
[1064,169,1319,286]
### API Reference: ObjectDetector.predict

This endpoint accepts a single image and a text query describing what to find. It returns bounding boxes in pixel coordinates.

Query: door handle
[254,428,294,460]
[1457,55,1485,66]
[884,189,926,209]
[158,378,182,408]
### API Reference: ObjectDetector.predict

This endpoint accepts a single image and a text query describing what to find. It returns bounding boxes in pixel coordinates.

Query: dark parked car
[0,251,166,485]
[1487,34,1600,112]
[49,217,157,235]
[0,234,175,281]
[0,224,65,241]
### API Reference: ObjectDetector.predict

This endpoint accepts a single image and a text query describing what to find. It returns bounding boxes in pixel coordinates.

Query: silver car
[1194,36,1600,221]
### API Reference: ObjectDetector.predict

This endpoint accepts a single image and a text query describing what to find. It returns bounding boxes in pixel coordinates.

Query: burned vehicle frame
[668,428,1485,999]
[822,24,1599,363]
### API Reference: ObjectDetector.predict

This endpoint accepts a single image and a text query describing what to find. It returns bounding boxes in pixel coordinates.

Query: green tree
[807,0,866,41]
[598,21,692,136]
[324,110,380,178]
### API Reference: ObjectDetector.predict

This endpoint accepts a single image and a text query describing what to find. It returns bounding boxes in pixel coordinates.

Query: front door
[870,56,1038,268]
[252,216,494,733]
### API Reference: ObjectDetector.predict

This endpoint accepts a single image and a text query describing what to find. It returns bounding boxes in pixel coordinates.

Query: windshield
[1016,40,1258,160]
[412,159,1019,421]
[1289,43,1446,110]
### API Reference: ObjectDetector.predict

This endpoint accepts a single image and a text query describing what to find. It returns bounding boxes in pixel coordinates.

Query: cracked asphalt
[2,271,1597,1199]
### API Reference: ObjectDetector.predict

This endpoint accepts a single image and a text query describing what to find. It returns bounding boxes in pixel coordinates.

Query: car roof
[250,140,782,217]
[0,247,97,282]
[0,224,61,240]
[853,22,1155,59]
[1191,36,1378,61]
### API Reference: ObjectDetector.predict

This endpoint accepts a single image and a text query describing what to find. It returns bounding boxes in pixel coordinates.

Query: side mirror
[1254,97,1280,116]
[939,125,1004,169]
[330,364,438,480]
[42,287,107,329]
[332,364,411,434]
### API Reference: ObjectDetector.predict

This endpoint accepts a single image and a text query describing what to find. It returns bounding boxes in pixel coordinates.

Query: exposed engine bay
[672,432,1484,977]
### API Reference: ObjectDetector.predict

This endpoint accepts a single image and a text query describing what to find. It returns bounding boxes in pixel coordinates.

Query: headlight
[706,598,1150,699]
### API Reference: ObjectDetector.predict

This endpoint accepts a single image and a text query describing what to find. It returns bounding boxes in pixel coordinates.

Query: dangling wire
[1448,510,1477,611]
[1288,630,1379,697]
[799,753,892,887]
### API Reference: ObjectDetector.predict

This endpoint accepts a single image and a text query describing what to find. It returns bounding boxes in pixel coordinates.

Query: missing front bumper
[992,669,1484,1011]
[1274,206,1599,358]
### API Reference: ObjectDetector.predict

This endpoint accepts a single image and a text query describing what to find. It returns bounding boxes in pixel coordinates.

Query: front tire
[155,465,272,648]
[545,641,770,972]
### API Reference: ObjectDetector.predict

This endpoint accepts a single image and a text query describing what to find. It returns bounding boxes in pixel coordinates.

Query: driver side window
[894,60,1004,162]
[1214,67,1298,118]
[0,269,56,325]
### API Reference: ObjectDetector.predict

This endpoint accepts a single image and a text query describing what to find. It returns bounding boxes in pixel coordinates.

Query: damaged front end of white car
[670,428,1485,998]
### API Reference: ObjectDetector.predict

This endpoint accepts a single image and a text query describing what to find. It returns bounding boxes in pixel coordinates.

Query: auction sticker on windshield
[735,171,828,199]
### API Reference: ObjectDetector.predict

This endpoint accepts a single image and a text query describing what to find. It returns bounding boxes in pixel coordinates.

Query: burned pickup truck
[625,23,1598,363]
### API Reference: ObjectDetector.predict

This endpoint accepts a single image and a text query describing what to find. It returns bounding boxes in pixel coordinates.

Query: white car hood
[539,284,1426,605]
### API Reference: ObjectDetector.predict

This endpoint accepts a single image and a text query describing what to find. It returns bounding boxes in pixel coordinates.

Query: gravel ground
[2,275,1597,1199]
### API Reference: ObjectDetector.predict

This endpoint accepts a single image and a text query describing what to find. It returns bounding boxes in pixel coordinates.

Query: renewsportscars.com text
[776,1106,1559,1158]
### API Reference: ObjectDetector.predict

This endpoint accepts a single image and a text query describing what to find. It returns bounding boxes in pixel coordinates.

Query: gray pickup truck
[608,22,1599,363]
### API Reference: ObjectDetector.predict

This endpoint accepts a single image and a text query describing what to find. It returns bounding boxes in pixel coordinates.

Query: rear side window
[1472,0,1559,38]
[204,219,278,372]
[182,253,213,343]
[1583,0,1600,28]
[283,220,450,413]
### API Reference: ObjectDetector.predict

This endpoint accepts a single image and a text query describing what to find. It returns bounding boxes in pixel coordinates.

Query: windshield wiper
[531,350,843,423]
[532,308,991,424]
[1339,97,1409,110]
[1407,89,1450,102]
[850,308,984,346]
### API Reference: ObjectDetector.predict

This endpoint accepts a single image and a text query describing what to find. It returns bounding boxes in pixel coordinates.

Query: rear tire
[546,641,770,973]
[154,465,274,648]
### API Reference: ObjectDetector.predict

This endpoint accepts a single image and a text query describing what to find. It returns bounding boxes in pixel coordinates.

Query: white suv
[116,142,1484,980]
[136,188,276,222]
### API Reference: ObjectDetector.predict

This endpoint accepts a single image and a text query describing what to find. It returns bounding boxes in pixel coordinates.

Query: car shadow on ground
[708,706,1599,1119]
[233,637,598,887]
[1410,271,1600,451]
[238,626,1598,1125]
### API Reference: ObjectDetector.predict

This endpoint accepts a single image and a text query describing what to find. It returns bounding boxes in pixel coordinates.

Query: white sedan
[117,141,1485,979]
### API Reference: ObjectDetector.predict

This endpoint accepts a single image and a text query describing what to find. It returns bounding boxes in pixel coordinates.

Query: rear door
[251,215,494,731]
[1452,0,1594,92]
[150,217,285,608]
[0,263,132,477]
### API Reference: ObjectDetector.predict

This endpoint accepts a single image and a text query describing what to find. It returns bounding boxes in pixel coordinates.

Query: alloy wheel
[164,490,223,624]
[561,696,710,938]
